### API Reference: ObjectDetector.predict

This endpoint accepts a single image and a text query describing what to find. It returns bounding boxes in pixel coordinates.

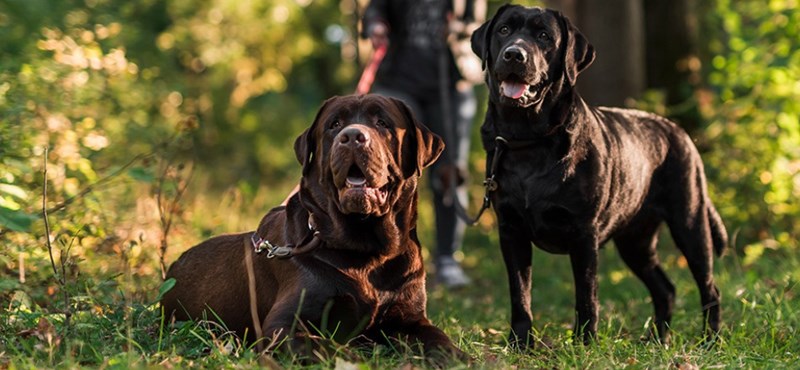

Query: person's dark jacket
[362,0,476,97]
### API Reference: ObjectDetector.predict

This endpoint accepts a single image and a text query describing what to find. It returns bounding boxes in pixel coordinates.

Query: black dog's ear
[555,10,595,86]
[294,97,337,175]
[390,98,445,178]
[471,4,513,70]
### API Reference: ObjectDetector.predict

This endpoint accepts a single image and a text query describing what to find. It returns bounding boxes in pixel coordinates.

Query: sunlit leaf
[128,167,155,183]
[0,183,29,200]
[155,278,177,302]
[0,196,22,211]
[0,206,37,232]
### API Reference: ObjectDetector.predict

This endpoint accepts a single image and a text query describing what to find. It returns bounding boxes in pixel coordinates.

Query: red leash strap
[355,45,387,95]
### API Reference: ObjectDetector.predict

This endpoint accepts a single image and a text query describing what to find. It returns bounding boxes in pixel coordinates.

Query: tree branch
[46,152,153,214]
[43,148,59,284]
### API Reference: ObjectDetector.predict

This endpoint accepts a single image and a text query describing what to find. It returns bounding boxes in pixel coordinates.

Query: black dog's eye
[538,31,551,41]
[376,119,389,128]
[329,120,341,129]
[498,25,510,36]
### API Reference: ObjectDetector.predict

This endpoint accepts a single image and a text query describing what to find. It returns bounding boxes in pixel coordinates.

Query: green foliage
[701,0,800,254]
[159,0,358,184]
[0,0,798,368]
[2,236,799,368]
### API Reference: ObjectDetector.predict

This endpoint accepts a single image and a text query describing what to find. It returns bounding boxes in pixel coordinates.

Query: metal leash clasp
[251,233,292,259]
[483,174,498,192]
[251,233,271,254]
[266,245,293,259]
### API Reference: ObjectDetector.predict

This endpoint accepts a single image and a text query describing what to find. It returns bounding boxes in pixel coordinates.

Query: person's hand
[369,22,389,49]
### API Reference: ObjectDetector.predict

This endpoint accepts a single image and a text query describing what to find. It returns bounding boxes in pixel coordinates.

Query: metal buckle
[483,176,498,192]
[267,245,293,259]
[251,234,274,254]
[251,232,307,259]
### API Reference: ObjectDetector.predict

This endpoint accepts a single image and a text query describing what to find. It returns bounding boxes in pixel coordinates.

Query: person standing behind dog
[361,0,485,288]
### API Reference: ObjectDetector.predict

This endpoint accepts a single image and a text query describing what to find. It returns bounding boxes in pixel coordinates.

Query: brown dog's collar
[251,213,321,259]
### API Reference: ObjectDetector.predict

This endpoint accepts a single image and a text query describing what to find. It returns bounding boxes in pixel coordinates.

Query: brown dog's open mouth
[337,164,390,214]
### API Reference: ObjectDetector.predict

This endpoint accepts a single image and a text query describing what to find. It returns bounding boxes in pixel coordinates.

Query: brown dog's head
[471,5,595,108]
[294,95,443,217]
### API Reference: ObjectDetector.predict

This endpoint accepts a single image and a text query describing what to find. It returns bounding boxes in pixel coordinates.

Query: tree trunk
[644,0,701,132]
[546,0,646,107]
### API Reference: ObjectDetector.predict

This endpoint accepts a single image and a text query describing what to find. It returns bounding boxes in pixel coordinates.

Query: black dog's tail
[708,205,728,257]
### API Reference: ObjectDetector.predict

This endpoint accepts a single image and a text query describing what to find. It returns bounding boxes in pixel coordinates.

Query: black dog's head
[294,94,444,217]
[471,5,595,108]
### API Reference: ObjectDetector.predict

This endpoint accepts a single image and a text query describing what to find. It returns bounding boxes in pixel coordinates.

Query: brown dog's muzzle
[330,124,391,215]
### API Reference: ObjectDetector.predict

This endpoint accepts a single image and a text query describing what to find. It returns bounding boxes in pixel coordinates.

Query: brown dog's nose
[338,126,370,146]
[503,45,527,63]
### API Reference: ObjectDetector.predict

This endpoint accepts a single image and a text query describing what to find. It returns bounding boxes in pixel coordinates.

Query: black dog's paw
[699,331,721,349]
[571,329,597,346]
[639,327,671,346]
[507,331,539,351]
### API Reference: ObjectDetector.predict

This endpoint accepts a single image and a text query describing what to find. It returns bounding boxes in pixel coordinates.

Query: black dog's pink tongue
[500,80,528,99]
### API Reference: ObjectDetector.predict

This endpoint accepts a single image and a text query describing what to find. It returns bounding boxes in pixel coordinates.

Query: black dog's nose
[502,45,527,63]
[338,126,370,146]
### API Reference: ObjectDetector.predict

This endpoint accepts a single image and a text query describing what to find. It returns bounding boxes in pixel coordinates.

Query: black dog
[470,5,727,346]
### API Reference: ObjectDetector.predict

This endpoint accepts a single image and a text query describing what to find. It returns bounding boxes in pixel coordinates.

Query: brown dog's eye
[538,31,550,41]
[498,25,510,36]
[376,119,389,128]
[329,120,341,129]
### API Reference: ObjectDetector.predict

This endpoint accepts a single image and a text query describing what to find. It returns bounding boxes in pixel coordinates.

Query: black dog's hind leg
[614,213,676,344]
[569,241,599,344]
[664,159,722,341]
[667,206,721,341]
[498,219,534,348]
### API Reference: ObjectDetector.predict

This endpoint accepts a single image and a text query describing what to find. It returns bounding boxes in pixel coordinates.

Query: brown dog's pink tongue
[500,81,528,99]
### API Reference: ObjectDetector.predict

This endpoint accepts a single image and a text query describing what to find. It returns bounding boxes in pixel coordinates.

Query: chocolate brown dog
[470,5,727,346]
[161,95,465,361]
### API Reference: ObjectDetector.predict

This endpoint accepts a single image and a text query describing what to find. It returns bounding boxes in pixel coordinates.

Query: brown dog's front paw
[424,344,471,367]
[269,333,344,364]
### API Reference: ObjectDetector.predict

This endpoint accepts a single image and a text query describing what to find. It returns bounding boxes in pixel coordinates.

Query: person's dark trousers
[372,85,476,273]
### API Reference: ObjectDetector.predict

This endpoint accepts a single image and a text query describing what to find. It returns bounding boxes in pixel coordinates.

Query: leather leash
[454,135,542,225]
[355,45,387,95]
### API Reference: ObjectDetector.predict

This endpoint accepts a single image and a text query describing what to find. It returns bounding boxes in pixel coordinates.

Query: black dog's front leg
[498,220,534,348]
[569,243,599,344]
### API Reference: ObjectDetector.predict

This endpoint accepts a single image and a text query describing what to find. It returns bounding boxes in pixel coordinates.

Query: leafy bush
[700,0,800,255]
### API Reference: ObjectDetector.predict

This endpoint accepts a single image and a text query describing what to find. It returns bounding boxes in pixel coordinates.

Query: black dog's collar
[251,214,320,259]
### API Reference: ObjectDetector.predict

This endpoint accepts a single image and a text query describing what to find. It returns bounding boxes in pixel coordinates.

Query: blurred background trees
[0,0,798,308]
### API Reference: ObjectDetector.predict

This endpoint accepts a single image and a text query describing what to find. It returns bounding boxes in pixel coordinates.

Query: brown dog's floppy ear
[471,4,513,70]
[294,97,337,175]
[390,98,444,178]
[556,10,595,86]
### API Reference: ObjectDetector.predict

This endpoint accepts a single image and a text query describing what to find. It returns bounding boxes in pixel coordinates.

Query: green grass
[3,228,798,369]
[427,232,800,369]
[2,180,799,369]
